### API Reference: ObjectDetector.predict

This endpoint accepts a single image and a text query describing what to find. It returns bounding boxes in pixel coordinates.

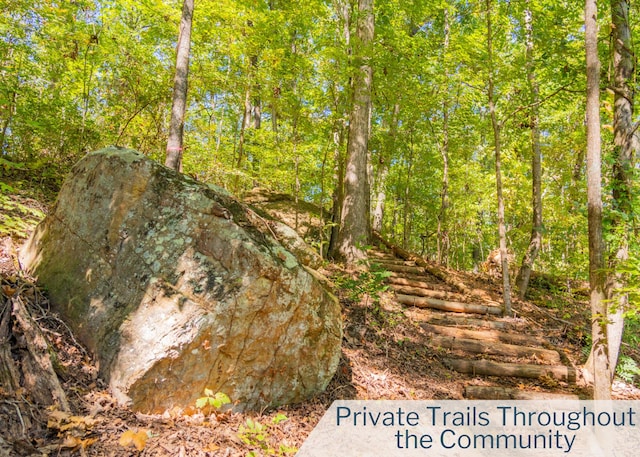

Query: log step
[380,264,427,275]
[397,294,503,316]
[388,275,454,291]
[444,358,576,383]
[421,323,548,347]
[389,272,452,290]
[428,335,560,363]
[405,309,510,330]
[371,258,417,267]
[390,284,461,301]
[464,385,580,400]
[368,251,397,260]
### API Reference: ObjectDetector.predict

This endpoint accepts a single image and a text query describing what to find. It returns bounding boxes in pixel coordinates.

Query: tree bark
[330,0,374,264]
[486,0,512,316]
[165,0,194,171]
[584,0,611,400]
[328,1,350,256]
[328,123,346,256]
[516,1,543,299]
[606,0,636,382]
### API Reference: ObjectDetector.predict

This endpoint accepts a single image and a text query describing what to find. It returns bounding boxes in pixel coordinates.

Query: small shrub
[195,389,230,412]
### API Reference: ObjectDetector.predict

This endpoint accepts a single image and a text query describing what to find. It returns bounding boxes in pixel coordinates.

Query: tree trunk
[437,8,451,266]
[165,0,194,171]
[328,124,346,256]
[606,0,637,379]
[486,0,512,316]
[402,132,414,250]
[234,90,252,192]
[372,103,399,233]
[328,1,350,256]
[516,1,543,299]
[330,0,374,264]
[584,0,611,400]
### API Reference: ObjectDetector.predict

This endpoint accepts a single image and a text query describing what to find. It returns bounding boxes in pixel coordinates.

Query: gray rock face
[20,147,341,412]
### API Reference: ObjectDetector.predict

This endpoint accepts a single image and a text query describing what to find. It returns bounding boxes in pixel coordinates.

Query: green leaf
[271,413,288,425]
[211,392,230,408]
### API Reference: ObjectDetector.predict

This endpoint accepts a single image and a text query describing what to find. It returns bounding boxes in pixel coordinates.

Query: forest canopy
[0,0,638,286]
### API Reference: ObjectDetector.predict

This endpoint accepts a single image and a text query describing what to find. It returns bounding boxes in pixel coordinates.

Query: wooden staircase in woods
[369,235,579,400]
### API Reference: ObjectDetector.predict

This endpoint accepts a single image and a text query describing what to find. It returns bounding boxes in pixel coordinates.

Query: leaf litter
[2,235,640,456]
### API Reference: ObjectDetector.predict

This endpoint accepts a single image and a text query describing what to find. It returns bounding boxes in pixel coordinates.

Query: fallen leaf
[119,429,149,451]
[1,285,16,297]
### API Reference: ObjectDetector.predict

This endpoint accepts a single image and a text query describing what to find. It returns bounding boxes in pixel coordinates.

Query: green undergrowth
[1,157,52,239]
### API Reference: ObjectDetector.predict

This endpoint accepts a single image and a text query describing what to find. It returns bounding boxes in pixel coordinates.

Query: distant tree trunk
[606,0,636,379]
[516,1,543,299]
[486,0,512,316]
[403,130,414,250]
[165,0,194,171]
[234,90,252,192]
[584,0,611,400]
[437,8,451,266]
[249,55,261,130]
[330,0,374,264]
[371,161,388,233]
[328,125,346,256]
[372,103,399,233]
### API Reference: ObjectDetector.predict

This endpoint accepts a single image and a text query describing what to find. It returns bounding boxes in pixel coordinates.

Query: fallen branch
[11,296,70,411]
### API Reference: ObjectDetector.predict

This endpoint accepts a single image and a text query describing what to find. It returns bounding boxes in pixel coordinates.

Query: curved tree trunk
[165,0,194,171]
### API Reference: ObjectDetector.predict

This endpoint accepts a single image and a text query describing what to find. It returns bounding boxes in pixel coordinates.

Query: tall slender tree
[372,103,399,233]
[165,0,195,171]
[330,0,374,264]
[437,7,451,266]
[486,0,512,315]
[516,0,543,299]
[584,0,611,400]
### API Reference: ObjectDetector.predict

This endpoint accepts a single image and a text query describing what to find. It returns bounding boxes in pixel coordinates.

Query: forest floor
[1,191,639,457]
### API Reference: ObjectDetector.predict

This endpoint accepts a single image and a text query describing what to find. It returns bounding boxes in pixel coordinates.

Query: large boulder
[20,147,341,413]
